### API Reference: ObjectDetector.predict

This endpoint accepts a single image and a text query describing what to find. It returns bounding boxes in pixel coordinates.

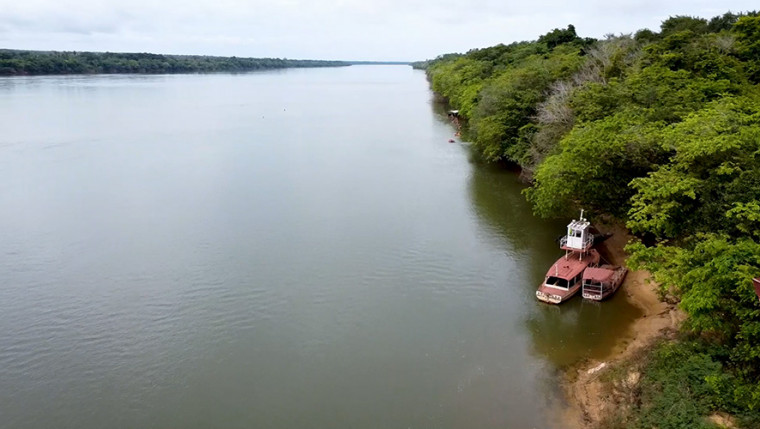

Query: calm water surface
[0,66,641,428]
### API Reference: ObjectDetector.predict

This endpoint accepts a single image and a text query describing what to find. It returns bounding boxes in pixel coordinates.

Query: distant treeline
[0,50,349,76]
[410,54,461,70]
[349,61,411,65]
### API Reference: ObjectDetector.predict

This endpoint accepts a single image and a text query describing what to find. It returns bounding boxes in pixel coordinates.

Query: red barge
[536,212,600,304]
[581,265,628,301]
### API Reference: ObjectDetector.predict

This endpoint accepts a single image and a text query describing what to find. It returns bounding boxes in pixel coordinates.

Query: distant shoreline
[0,49,353,76]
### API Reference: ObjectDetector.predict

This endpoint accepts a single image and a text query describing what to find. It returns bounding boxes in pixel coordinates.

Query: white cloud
[0,0,756,60]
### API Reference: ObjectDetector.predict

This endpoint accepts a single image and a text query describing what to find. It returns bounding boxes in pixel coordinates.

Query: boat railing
[559,235,594,251]
[583,279,603,288]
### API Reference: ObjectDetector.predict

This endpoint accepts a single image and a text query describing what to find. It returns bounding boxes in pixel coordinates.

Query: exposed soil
[560,222,685,429]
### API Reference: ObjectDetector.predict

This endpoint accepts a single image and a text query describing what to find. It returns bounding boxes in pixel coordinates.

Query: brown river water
[0,65,641,428]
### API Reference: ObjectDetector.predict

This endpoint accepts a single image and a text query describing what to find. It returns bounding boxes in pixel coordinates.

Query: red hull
[536,249,600,304]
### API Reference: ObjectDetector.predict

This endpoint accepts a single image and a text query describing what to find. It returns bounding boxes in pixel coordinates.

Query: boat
[581,265,628,301]
[536,211,600,304]
[753,278,760,302]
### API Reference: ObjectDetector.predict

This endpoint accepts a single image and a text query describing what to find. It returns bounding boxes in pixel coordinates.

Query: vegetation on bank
[601,336,760,429]
[419,11,760,427]
[0,49,349,75]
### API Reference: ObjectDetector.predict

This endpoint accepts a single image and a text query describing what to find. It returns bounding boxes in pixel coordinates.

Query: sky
[0,0,757,61]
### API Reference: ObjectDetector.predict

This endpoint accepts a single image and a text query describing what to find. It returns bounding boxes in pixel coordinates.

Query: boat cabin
[582,266,626,301]
[754,278,760,302]
[544,273,583,290]
[583,267,614,288]
[543,250,599,291]
[560,211,593,253]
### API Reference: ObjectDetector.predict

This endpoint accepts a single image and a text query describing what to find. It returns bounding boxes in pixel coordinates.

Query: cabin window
[585,281,603,290]
[546,276,568,289]
[568,273,581,287]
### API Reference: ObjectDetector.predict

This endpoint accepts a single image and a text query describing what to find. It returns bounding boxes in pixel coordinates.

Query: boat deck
[548,249,600,280]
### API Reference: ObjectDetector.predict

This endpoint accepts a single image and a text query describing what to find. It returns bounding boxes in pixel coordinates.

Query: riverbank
[561,222,685,428]
[0,49,350,76]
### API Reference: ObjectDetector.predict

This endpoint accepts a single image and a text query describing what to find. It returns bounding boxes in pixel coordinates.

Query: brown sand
[560,222,685,428]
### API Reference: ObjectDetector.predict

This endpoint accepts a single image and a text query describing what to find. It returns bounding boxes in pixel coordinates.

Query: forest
[419,12,760,428]
[0,50,348,75]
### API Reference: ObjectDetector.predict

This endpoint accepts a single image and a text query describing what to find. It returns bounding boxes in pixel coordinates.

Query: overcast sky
[0,1,756,61]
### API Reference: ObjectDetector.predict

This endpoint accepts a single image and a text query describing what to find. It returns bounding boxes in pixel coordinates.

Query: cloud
[0,0,757,60]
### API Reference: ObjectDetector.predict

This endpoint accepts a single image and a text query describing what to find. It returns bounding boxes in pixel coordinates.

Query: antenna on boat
[580,208,586,260]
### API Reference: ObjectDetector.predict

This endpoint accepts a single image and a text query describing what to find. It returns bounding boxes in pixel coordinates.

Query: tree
[660,15,709,36]
[538,25,580,49]
[627,96,760,239]
[732,16,760,82]
[525,111,664,217]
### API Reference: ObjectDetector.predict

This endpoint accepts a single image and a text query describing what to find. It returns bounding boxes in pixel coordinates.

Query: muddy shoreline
[560,222,684,429]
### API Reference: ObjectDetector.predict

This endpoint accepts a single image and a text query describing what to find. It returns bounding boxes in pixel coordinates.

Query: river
[0,66,641,428]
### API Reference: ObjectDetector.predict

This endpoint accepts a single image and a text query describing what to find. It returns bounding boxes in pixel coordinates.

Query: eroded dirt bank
[561,223,685,429]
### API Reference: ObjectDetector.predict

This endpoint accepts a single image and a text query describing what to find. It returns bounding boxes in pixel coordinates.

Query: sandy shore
[560,222,685,428]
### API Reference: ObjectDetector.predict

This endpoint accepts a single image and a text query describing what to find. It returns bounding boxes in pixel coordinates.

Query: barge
[581,265,628,301]
[536,212,600,304]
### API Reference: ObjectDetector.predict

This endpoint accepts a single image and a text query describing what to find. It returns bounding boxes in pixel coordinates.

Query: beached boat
[536,212,600,304]
[581,265,628,301]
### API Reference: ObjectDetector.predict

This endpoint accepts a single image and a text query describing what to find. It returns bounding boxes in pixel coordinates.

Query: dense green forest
[0,50,348,75]
[420,12,760,427]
